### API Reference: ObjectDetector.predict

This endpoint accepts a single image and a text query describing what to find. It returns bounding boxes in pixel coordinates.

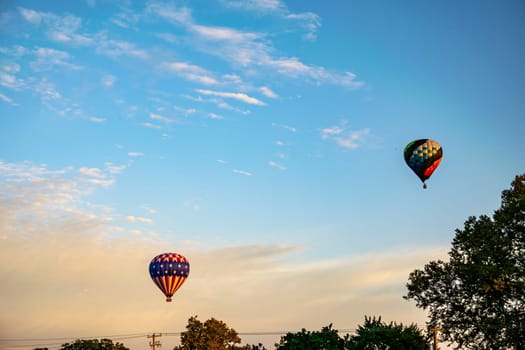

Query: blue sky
[1,1,524,349]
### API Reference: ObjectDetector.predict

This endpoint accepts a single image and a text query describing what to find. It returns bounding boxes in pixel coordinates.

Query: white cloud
[88,116,106,123]
[0,92,18,106]
[192,24,260,43]
[321,125,344,138]
[17,7,42,24]
[174,106,197,115]
[111,10,141,29]
[321,122,371,150]
[85,178,114,187]
[148,2,361,87]
[259,86,278,98]
[272,122,296,133]
[196,89,266,106]
[142,122,161,129]
[128,152,144,157]
[268,160,287,170]
[126,215,153,224]
[162,61,218,85]
[146,2,193,26]
[207,112,223,120]
[141,205,157,215]
[105,162,127,174]
[78,167,105,178]
[18,7,93,46]
[221,0,320,41]
[101,75,116,87]
[221,0,284,12]
[96,38,148,59]
[233,169,252,176]
[150,113,176,124]
[155,32,178,43]
[0,71,25,90]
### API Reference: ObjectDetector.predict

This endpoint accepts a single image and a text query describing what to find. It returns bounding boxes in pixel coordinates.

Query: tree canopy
[347,316,428,350]
[275,324,347,350]
[275,318,428,350]
[174,315,265,350]
[59,339,129,350]
[405,174,525,349]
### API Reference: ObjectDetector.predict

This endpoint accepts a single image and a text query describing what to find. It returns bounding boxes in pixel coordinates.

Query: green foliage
[174,315,262,350]
[405,174,525,349]
[275,324,348,350]
[59,339,128,350]
[275,319,427,350]
[347,316,428,350]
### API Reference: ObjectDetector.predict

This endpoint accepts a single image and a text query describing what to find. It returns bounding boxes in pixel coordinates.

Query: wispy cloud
[321,121,371,150]
[147,2,363,88]
[95,37,149,59]
[142,122,161,129]
[126,215,153,224]
[128,152,144,157]
[233,169,252,176]
[0,68,25,90]
[17,7,147,59]
[272,122,297,133]
[182,92,252,113]
[221,0,321,41]
[0,161,117,236]
[18,7,93,46]
[101,74,116,87]
[150,113,176,124]
[105,162,127,174]
[259,86,278,98]
[30,47,84,71]
[79,167,105,178]
[0,92,18,106]
[146,2,193,26]
[196,89,266,106]
[268,160,287,170]
[162,61,218,85]
[17,7,43,24]
[88,116,106,123]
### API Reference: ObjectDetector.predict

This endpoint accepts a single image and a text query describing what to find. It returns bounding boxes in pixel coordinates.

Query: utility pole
[148,333,162,350]
[433,328,441,350]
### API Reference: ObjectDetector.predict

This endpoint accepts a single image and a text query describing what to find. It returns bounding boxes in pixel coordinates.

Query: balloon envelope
[404,139,443,188]
[149,252,190,302]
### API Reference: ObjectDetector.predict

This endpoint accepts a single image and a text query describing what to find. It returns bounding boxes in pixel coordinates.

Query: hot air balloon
[149,252,190,302]
[404,139,443,189]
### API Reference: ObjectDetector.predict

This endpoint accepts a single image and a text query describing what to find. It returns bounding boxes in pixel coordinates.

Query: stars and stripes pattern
[149,252,190,302]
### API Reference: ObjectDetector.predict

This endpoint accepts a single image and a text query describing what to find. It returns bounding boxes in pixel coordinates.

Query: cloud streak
[321,121,371,150]
[147,2,363,88]
[196,89,266,106]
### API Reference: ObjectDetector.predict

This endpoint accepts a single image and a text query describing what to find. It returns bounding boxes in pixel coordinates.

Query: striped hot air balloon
[404,139,443,189]
[149,252,190,302]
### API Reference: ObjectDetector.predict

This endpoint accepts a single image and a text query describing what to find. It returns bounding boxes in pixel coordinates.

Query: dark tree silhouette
[405,174,525,349]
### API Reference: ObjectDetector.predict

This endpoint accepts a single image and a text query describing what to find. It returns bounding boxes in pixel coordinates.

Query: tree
[275,324,348,350]
[59,339,129,350]
[405,174,525,349]
[347,316,429,350]
[174,315,244,350]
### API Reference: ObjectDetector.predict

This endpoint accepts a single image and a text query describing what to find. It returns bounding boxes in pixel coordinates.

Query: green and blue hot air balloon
[404,139,443,189]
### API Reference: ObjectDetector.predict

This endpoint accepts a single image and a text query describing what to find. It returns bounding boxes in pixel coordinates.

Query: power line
[0,334,149,342]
